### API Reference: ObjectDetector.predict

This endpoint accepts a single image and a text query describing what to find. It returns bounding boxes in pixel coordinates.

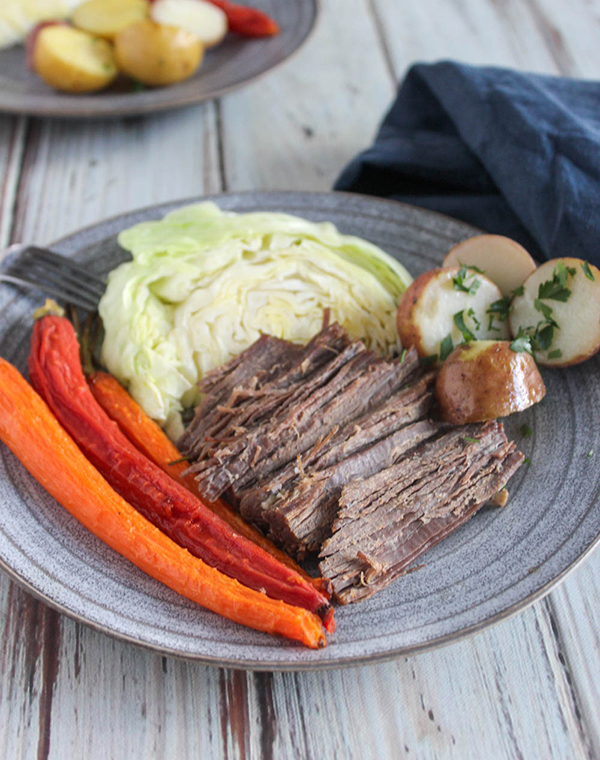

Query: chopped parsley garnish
[582,261,595,281]
[588,449,595,458]
[453,266,481,295]
[538,262,575,302]
[453,310,476,342]
[439,334,454,362]
[533,298,554,320]
[548,349,563,359]
[520,423,533,438]
[486,297,510,330]
[510,328,533,355]
[464,437,480,444]
[421,354,438,368]
[467,307,481,331]
[399,348,407,363]
[523,457,532,465]
[535,323,555,351]
[512,285,525,297]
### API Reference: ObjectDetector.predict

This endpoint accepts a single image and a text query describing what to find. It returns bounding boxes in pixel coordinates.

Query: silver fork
[0,244,106,311]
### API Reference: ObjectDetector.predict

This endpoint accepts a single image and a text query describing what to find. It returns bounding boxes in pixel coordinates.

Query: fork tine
[6,260,104,305]
[24,248,106,286]
[0,273,100,311]
[16,247,107,298]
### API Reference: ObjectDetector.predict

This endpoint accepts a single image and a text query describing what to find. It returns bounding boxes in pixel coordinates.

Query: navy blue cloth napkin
[334,61,600,266]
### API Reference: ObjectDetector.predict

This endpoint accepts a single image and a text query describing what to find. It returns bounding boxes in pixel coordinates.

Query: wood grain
[220,0,395,191]
[1,0,600,757]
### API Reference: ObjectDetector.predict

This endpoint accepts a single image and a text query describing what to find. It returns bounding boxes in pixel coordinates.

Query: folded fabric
[335,61,600,266]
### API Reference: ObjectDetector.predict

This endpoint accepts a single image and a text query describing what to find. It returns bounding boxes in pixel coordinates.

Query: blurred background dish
[0,0,317,117]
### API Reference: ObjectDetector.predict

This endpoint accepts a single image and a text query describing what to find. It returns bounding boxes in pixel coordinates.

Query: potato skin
[114,20,203,86]
[396,268,441,356]
[34,25,117,93]
[435,341,546,424]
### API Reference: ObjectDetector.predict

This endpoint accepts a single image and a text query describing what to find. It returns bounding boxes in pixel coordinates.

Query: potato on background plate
[435,340,546,425]
[443,235,537,297]
[151,0,228,47]
[114,19,203,86]
[72,0,150,40]
[509,257,600,367]
[32,23,117,93]
[397,266,510,363]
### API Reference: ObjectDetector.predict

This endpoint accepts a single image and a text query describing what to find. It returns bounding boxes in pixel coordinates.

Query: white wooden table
[1,1,600,757]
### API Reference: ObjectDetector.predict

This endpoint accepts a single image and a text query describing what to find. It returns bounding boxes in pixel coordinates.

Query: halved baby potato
[114,19,203,86]
[509,257,600,367]
[443,235,537,297]
[72,0,149,40]
[435,340,546,424]
[33,24,117,93]
[397,266,510,362]
[151,0,228,47]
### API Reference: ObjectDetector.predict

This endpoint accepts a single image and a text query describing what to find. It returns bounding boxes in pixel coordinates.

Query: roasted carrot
[87,370,331,598]
[0,359,325,648]
[205,0,279,36]
[29,315,333,624]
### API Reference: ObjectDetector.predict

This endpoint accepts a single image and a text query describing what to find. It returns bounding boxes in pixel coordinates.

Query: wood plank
[521,0,600,77]
[369,0,558,79]
[0,117,27,249]
[35,604,590,760]
[11,105,221,246]
[219,0,395,192]
[546,560,600,755]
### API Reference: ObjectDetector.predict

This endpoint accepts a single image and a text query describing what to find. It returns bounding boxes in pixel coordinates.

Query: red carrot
[87,370,331,600]
[0,358,325,648]
[28,315,333,625]
[205,0,279,37]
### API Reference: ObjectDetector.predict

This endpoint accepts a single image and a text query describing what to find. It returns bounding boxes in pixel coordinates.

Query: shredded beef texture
[181,322,351,463]
[259,419,441,557]
[318,421,524,603]
[186,328,420,502]
[235,370,434,521]
[177,334,303,454]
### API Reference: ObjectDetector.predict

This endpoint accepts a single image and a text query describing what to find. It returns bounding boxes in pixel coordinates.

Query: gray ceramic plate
[0,191,599,670]
[0,0,317,118]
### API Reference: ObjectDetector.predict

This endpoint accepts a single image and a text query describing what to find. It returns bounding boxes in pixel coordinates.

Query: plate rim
[1,189,599,670]
[0,0,319,119]
[1,521,598,671]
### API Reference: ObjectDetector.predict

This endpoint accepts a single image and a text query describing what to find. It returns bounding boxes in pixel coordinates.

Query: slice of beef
[259,419,441,557]
[236,370,434,529]
[178,334,303,453]
[183,322,352,461]
[319,421,524,603]
[189,338,372,498]
[231,347,422,493]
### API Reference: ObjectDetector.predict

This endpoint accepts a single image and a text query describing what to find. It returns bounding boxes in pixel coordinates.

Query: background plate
[0,0,317,118]
[0,191,599,669]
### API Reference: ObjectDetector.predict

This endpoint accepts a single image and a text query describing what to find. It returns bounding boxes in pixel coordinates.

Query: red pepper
[205,0,279,37]
[28,316,333,625]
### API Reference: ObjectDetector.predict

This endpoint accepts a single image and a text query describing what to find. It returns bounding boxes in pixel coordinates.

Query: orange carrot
[87,370,332,598]
[0,358,326,649]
